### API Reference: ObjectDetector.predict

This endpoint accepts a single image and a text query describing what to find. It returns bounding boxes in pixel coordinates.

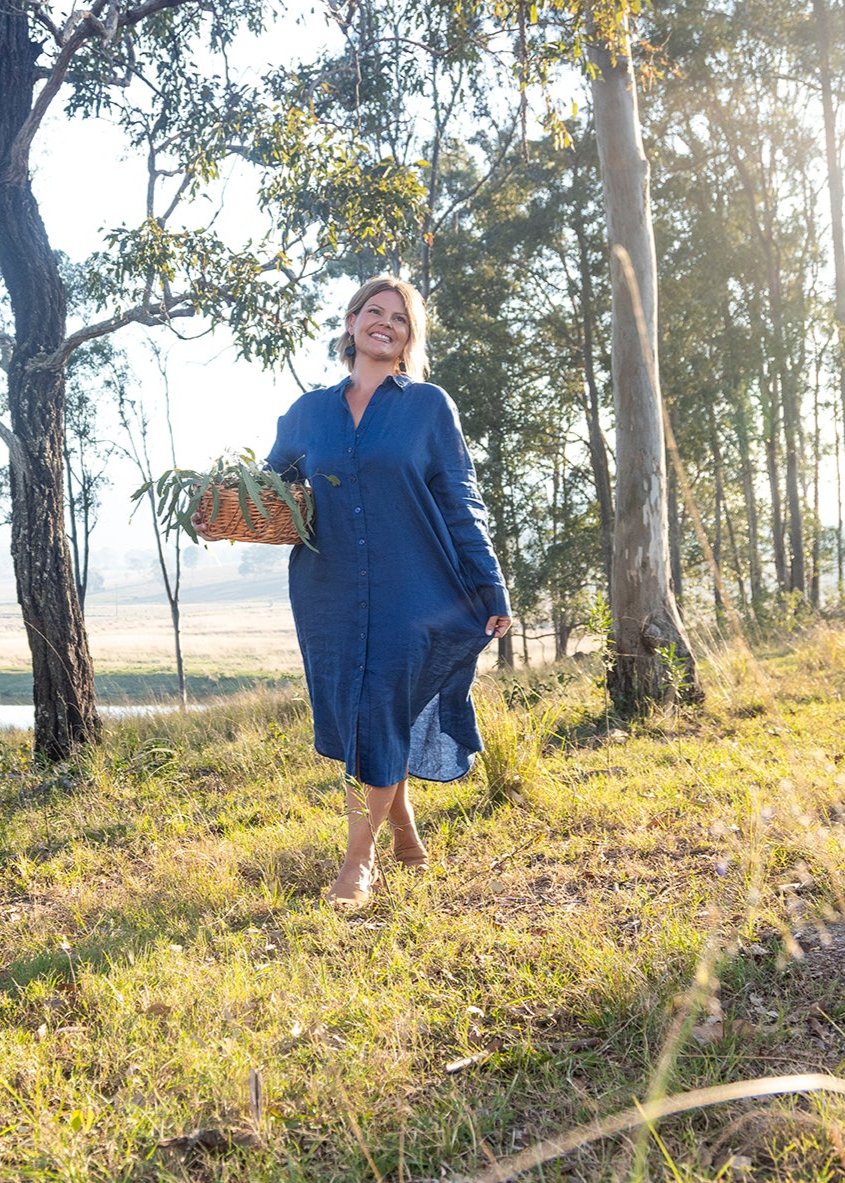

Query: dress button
[358,538,365,546]
[354,506,362,514]
[360,600,367,608]
[347,447,353,454]
[359,570,367,577]
[360,631,365,639]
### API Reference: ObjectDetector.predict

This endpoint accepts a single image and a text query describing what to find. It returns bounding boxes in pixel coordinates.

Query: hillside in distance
[0,544,291,610]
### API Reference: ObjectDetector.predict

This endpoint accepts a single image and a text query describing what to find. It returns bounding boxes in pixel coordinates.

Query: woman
[197,277,511,905]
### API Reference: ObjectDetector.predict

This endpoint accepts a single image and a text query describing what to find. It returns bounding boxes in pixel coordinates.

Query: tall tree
[645,0,837,615]
[588,20,702,706]
[812,0,845,431]
[0,2,98,756]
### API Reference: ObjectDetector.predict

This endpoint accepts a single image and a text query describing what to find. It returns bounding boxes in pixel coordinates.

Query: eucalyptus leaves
[132,450,336,550]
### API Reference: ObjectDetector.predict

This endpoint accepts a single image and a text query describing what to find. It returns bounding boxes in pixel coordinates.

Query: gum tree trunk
[572,203,614,600]
[813,0,845,433]
[0,5,100,758]
[589,27,702,709]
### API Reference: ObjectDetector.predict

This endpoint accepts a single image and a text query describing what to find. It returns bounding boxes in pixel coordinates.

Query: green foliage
[501,667,574,709]
[130,449,333,549]
[428,130,609,625]
[14,4,427,372]
[656,641,692,703]
[475,684,544,805]
[81,125,426,369]
[586,591,615,671]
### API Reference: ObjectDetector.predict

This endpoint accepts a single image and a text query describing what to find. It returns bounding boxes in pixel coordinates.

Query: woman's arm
[265,410,303,479]
[427,393,511,633]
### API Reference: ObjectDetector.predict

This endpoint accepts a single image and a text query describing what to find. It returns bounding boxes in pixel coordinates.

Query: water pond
[0,703,191,731]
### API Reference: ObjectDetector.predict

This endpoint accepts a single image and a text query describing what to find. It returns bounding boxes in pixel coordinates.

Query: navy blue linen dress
[266,373,510,788]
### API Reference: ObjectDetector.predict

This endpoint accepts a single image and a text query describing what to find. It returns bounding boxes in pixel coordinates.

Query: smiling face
[347,289,411,370]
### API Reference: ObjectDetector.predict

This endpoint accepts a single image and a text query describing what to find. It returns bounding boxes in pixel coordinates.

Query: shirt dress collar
[335,372,411,398]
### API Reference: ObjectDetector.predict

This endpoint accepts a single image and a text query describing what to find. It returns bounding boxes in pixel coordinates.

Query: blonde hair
[336,276,429,380]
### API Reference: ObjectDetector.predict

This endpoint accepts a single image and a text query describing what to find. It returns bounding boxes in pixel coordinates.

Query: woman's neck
[348,356,396,393]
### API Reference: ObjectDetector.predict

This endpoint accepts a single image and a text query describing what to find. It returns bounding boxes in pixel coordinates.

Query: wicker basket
[198,482,313,545]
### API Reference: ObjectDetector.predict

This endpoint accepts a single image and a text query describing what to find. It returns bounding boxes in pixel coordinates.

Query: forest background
[2,0,843,695]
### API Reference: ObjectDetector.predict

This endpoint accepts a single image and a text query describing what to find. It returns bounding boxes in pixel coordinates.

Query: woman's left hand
[485,615,512,639]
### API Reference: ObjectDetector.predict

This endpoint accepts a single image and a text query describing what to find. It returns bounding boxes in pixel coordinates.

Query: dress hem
[313,743,478,788]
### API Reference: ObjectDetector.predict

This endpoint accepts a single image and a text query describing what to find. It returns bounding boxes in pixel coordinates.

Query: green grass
[0,629,844,1181]
[0,670,301,705]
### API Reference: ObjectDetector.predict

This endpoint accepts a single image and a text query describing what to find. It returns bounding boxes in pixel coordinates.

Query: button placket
[340,380,393,770]
[347,425,370,710]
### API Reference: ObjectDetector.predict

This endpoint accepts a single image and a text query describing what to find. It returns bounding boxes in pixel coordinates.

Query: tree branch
[118,0,196,29]
[258,255,299,285]
[432,119,519,235]
[0,419,32,480]
[4,3,107,183]
[159,171,193,223]
[29,295,196,371]
[4,0,196,182]
[29,3,63,44]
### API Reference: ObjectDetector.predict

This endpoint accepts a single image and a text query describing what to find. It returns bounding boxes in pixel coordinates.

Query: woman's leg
[388,777,429,868]
[327,779,399,903]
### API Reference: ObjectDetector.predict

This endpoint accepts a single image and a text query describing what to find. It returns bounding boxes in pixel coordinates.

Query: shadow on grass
[0,912,201,995]
[0,880,268,994]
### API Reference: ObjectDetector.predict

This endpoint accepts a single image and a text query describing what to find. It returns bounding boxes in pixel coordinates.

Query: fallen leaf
[725,1153,754,1174]
[145,1002,172,1019]
[467,1023,487,1048]
[287,1020,346,1049]
[727,1018,758,1037]
[691,1020,724,1044]
[158,1127,260,1157]
[311,1022,347,1049]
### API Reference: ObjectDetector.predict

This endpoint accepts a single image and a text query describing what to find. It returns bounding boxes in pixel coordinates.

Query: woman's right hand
[191,510,215,542]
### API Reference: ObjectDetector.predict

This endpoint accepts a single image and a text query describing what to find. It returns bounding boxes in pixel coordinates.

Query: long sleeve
[265,408,303,479]
[428,393,511,618]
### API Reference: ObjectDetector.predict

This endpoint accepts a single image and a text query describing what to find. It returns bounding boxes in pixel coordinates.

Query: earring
[399,359,407,373]
[344,343,356,358]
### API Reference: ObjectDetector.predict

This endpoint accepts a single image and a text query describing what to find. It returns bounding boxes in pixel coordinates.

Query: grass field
[0,627,843,1181]
[0,584,575,701]
[0,599,306,681]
